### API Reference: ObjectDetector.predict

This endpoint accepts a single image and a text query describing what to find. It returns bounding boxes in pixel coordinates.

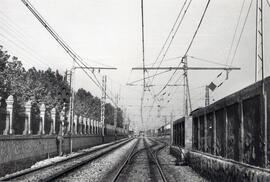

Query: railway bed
[112,137,168,182]
[0,138,132,182]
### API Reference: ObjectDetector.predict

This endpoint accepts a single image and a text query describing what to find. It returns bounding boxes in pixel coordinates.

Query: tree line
[0,45,124,134]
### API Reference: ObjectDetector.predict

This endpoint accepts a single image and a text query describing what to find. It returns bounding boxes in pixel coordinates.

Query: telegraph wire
[267,0,270,8]
[128,70,171,85]
[0,32,47,66]
[205,0,253,95]
[229,0,253,66]
[21,0,119,107]
[188,55,231,67]
[149,0,193,86]
[0,21,50,67]
[155,0,211,97]
[0,10,32,42]
[150,0,188,68]
[225,0,246,65]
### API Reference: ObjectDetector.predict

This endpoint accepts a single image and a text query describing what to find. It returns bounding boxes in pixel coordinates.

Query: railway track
[147,138,168,182]
[0,138,133,182]
[112,137,168,182]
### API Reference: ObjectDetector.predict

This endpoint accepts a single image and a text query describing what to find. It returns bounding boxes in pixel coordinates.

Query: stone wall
[191,77,270,168]
[170,146,270,182]
[187,151,270,182]
[0,134,126,177]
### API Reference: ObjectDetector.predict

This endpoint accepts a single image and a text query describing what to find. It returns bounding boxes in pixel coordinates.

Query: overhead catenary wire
[155,0,211,97]
[0,32,47,67]
[225,0,246,65]
[1,8,117,70]
[202,0,253,94]
[150,0,188,68]
[229,0,253,66]
[188,55,231,67]
[0,21,50,67]
[127,70,171,85]
[149,0,193,86]
[267,0,270,7]
[21,0,119,107]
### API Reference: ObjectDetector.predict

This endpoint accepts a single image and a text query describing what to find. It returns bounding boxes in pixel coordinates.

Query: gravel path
[56,138,138,182]
[158,146,209,182]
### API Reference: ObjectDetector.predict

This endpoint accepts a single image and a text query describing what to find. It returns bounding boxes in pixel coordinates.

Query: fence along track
[0,138,132,181]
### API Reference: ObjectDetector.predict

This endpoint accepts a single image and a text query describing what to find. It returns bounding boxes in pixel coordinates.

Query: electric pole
[205,85,210,107]
[101,75,107,137]
[255,0,266,166]
[114,94,119,129]
[255,0,264,82]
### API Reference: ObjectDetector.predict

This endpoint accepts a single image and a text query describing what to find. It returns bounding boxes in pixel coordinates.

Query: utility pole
[141,0,146,90]
[101,75,107,137]
[255,0,266,166]
[72,67,116,137]
[205,85,210,107]
[65,69,73,134]
[20,0,118,137]
[183,56,191,116]
[255,0,264,82]
[114,94,118,129]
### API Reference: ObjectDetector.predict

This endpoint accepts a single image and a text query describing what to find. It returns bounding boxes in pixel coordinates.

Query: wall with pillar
[191,78,268,168]
[0,134,126,177]
[0,96,128,177]
[171,77,270,181]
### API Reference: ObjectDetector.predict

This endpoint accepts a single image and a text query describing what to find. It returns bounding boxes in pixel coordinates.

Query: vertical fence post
[50,108,56,134]
[79,116,82,134]
[83,117,86,134]
[23,100,32,135]
[74,115,77,134]
[59,106,65,136]
[38,103,46,135]
[4,95,14,135]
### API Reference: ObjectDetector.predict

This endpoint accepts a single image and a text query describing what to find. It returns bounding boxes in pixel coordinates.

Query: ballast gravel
[56,139,138,182]
[158,146,209,182]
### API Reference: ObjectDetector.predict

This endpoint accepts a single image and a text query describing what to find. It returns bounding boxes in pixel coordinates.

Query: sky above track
[1,0,270,131]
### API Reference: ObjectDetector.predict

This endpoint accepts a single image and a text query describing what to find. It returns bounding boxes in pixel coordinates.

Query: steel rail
[112,138,159,182]
[111,138,140,182]
[0,138,132,181]
[147,138,168,182]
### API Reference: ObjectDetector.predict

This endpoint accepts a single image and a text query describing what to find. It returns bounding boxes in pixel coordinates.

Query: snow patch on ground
[31,138,126,168]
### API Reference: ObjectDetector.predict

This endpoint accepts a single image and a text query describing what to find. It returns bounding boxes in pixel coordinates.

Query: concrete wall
[192,77,269,168]
[0,134,126,177]
[187,151,270,182]
[170,146,270,182]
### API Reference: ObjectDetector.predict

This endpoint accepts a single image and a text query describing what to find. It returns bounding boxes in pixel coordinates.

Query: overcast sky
[1,0,269,131]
